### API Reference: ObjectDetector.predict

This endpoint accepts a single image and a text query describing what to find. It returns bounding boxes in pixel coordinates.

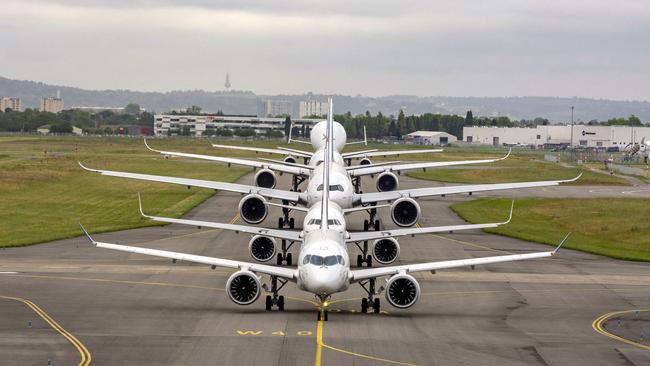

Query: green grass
[407,155,629,185]
[0,136,250,247]
[451,198,650,261]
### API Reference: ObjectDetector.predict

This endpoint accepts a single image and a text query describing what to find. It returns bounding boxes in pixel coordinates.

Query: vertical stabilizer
[320,98,334,231]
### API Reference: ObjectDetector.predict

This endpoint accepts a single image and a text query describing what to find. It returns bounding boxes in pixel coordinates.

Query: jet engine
[359,158,372,166]
[254,169,276,189]
[371,238,400,265]
[249,235,276,262]
[385,274,420,308]
[376,172,399,192]
[284,156,297,164]
[238,194,268,224]
[390,197,420,227]
[226,271,261,305]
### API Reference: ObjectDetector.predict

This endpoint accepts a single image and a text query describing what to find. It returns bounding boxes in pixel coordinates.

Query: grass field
[407,154,629,185]
[451,198,650,261]
[0,136,250,247]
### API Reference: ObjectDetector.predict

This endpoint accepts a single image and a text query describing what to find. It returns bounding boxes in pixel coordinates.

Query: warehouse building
[404,131,457,145]
[463,125,650,148]
[153,114,323,136]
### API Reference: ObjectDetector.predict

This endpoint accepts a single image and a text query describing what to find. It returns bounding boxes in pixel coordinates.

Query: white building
[463,125,650,148]
[153,114,323,136]
[0,97,21,112]
[264,100,292,117]
[299,100,329,118]
[404,131,457,146]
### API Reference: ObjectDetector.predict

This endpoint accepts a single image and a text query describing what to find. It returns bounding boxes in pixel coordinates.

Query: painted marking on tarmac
[315,319,416,366]
[592,308,650,351]
[0,295,92,366]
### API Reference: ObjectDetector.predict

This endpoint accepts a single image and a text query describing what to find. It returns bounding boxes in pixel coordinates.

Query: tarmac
[1,172,649,366]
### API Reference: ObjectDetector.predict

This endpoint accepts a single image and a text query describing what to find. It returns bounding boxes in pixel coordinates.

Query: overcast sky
[1,0,649,101]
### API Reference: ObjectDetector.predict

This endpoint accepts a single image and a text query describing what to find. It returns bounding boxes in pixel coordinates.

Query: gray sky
[1,0,649,101]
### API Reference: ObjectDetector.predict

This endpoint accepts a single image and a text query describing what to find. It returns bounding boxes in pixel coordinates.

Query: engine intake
[254,169,276,189]
[248,235,276,262]
[359,158,372,166]
[239,194,268,224]
[284,156,297,164]
[385,274,420,308]
[226,271,261,305]
[376,172,399,192]
[390,197,420,227]
[371,238,400,265]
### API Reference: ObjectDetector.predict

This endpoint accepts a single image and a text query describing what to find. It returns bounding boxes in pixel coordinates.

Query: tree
[234,128,256,137]
[186,105,202,115]
[465,110,474,125]
[396,110,406,137]
[284,116,291,138]
[50,122,73,134]
[181,125,191,136]
[124,103,141,115]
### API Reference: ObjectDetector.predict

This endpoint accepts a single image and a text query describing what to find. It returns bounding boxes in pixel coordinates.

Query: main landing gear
[359,278,382,314]
[276,240,295,266]
[277,200,296,229]
[291,175,305,192]
[355,206,381,267]
[264,275,287,311]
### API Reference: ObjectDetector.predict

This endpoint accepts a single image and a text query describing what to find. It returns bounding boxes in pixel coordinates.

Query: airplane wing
[212,143,312,159]
[78,162,303,203]
[346,201,513,242]
[342,149,442,159]
[348,150,511,177]
[276,147,314,156]
[356,174,582,204]
[79,224,296,280]
[145,140,311,176]
[351,233,569,282]
[344,161,402,171]
[138,195,303,242]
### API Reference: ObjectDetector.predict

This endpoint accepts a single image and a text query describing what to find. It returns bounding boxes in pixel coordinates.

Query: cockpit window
[324,255,338,266]
[307,219,340,226]
[316,160,324,166]
[316,184,344,192]
[310,255,324,266]
[303,255,311,265]
[337,255,345,265]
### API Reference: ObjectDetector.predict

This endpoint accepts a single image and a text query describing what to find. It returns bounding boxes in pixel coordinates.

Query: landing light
[322,301,330,307]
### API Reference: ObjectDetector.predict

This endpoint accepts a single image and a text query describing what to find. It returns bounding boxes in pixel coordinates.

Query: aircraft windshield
[307,219,340,226]
[316,184,344,192]
[304,255,345,266]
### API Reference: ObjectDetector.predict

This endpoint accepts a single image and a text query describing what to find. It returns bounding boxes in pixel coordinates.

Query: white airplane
[78,114,570,320]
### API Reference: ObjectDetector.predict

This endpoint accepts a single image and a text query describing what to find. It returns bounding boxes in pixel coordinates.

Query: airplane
[79,111,571,320]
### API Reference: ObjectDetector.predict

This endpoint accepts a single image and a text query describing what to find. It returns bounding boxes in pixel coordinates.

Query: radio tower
[224,73,231,90]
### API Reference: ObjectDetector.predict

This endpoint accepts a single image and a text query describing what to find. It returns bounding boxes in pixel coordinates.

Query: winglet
[563,172,583,183]
[78,223,97,246]
[498,148,512,161]
[503,200,514,224]
[78,161,101,173]
[553,232,571,254]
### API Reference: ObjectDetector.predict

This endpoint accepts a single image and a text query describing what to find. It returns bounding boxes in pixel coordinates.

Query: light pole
[570,106,574,148]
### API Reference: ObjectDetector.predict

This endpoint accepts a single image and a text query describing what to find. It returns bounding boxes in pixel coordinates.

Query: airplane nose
[308,269,343,295]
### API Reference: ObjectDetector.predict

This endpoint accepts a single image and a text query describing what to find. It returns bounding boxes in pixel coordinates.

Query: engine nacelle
[284,156,297,164]
[239,194,268,224]
[226,270,261,305]
[376,172,399,192]
[385,274,420,309]
[390,197,420,227]
[248,235,276,262]
[254,169,276,189]
[371,238,400,265]
[359,158,372,166]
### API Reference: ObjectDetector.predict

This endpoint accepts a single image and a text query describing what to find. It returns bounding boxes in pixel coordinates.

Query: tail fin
[320,98,334,231]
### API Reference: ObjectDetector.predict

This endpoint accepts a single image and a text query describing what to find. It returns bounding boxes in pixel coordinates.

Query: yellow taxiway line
[0,295,92,366]
[592,308,650,350]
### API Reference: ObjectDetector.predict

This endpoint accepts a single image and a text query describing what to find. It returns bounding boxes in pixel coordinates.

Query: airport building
[0,97,21,112]
[404,131,457,145]
[40,97,65,113]
[153,114,323,136]
[463,125,650,148]
[299,100,329,118]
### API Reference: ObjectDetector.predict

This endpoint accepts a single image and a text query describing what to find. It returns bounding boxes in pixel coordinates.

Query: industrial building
[299,100,329,118]
[153,114,323,136]
[263,100,292,117]
[463,125,650,148]
[404,131,457,145]
[0,97,21,112]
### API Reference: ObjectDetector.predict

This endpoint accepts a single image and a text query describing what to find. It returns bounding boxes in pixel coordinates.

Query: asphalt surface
[1,171,650,366]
